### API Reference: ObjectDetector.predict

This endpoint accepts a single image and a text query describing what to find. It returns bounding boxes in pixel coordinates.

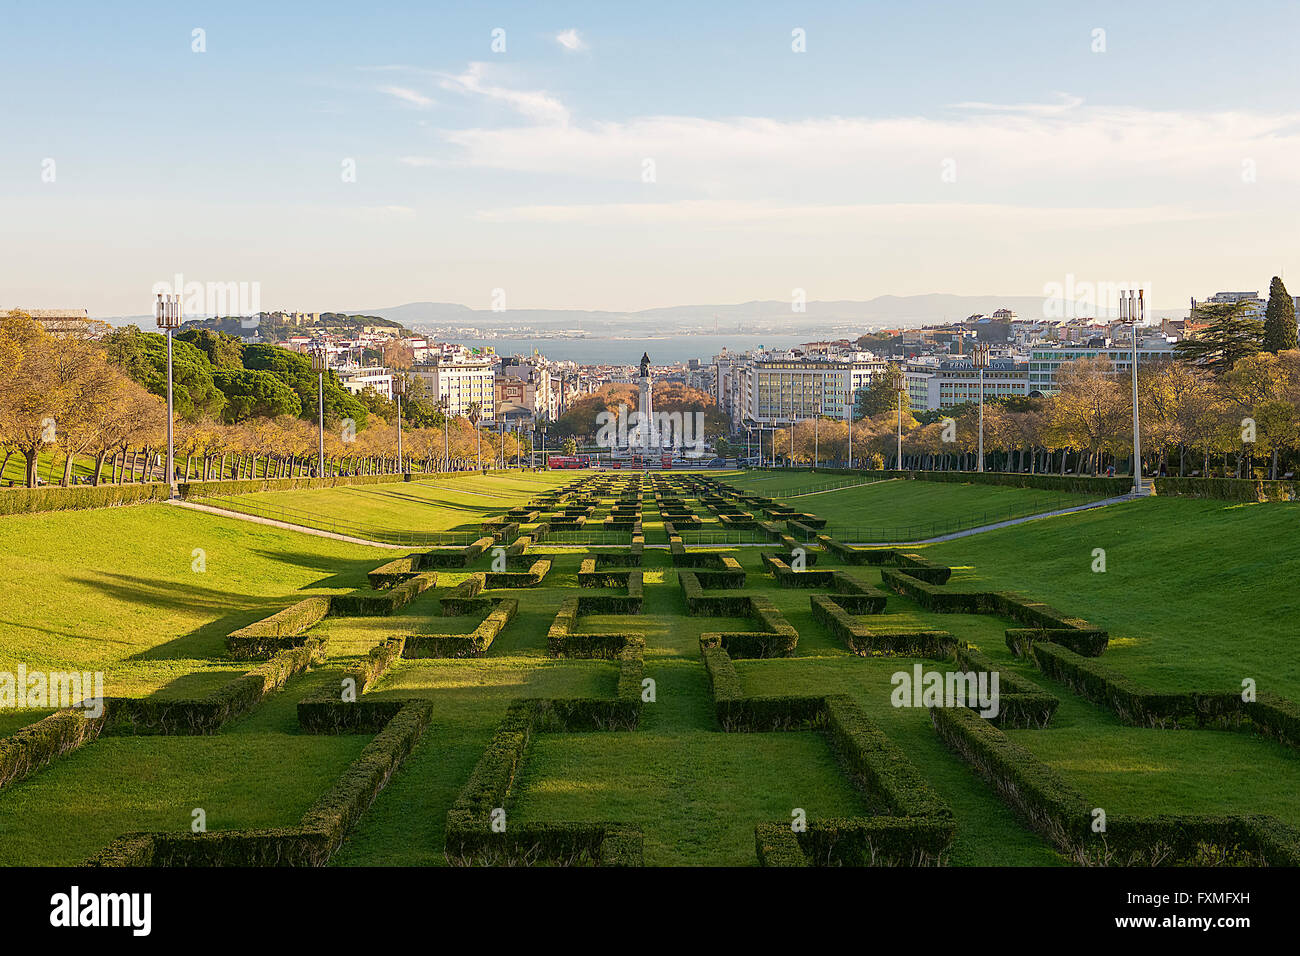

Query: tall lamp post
[154,293,182,496]
[973,342,990,473]
[393,376,405,473]
[895,365,904,471]
[438,398,449,471]
[846,390,853,471]
[311,348,327,477]
[1124,289,1145,494]
[469,403,482,471]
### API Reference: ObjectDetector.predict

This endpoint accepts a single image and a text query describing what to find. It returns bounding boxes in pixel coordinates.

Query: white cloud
[437,62,569,125]
[555,29,587,52]
[377,85,434,109]
[423,98,1300,200]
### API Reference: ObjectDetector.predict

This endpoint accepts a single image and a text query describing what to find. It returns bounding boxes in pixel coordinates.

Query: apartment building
[335,365,394,400]
[906,361,1031,411]
[410,354,496,419]
[1028,341,1176,394]
[714,348,886,428]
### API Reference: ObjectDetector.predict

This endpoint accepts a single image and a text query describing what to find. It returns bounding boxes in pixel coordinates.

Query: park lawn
[925,496,1300,701]
[4,470,1299,868]
[201,471,573,539]
[0,502,389,677]
[0,668,368,866]
[724,473,1098,540]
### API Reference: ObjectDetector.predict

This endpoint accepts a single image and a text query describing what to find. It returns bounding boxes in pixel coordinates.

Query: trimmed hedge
[700,645,955,866]
[484,559,551,588]
[105,639,327,735]
[811,594,954,658]
[931,705,1300,865]
[332,572,436,617]
[90,699,433,866]
[1031,641,1248,730]
[775,466,1132,497]
[0,708,107,791]
[0,482,170,516]
[404,599,518,659]
[298,637,407,732]
[816,536,953,582]
[881,569,1107,654]
[952,645,1059,728]
[547,580,645,657]
[444,675,647,866]
[226,596,333,659]
[366,555,424,589]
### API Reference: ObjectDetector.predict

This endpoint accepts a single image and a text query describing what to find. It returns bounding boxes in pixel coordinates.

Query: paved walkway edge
[167,499,408,549]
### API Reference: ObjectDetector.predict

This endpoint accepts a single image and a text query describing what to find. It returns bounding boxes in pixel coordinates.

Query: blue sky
[3,0,1297,316]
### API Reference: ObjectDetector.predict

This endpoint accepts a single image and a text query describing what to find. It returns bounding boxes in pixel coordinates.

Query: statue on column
[639,352,650,379]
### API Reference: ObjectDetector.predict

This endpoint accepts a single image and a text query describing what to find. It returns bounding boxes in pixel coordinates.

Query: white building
[714,349,887,428]
[410,354,496,419]
[1028,341,1177,394]
[907,361,1031,411]
[336,365,395,400]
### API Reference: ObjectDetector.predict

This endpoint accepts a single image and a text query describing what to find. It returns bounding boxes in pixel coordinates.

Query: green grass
[209,472,573,538]
[723,472,1097,540]
[925,496,1300,700]
[3,471,1299,867]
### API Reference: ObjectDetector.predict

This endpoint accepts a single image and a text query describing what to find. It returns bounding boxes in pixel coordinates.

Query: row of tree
[0,311,527,487]
[770,349,1300,479]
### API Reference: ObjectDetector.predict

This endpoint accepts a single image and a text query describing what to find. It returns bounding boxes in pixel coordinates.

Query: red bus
[547,455,589,469]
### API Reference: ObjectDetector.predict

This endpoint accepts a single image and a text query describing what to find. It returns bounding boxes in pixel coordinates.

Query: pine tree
[1262,276,1298,353]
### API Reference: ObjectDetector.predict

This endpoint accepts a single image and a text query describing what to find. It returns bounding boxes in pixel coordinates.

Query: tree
[103,326,227,421]
[1174,299,1264,374]
[1046,357,1130,474]
[0,311,63,486]
[561,437,578,457]
[1263,276,1298,354]
[856,363,909,418]
[211,369,303,423]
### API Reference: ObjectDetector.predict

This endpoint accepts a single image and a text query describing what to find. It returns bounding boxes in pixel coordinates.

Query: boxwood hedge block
[0,708,107,791]
[91,700,433,866]
[105,639,327,736]
[332,572,436,617]
[226,596,333,659]
[810,594,953,658]
[404,599,519,659]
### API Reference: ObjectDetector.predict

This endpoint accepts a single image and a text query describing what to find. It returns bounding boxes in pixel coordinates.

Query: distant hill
[357,294,1182,332]
[97,293,1186,333]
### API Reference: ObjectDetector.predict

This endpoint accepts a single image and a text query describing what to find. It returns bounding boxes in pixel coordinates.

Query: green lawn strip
[0,504,388,670]
[924,497,1300,700]
[331,658,618,866]
[223,472,575,535]
[723,474,1094,538]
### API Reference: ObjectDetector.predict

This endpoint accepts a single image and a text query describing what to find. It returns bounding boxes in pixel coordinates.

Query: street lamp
[846,390,854,471]
[894,366,904,471]
[393,376,405,473]
[1123,289,1146,494]
[154,293,182,496]
[438,397,450,471]
[973,342,991,473]
[311,347,327,477]
[469,403,482,471]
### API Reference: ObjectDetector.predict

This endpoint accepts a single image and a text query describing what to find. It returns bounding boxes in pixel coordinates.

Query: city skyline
[4,1,1299,316]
